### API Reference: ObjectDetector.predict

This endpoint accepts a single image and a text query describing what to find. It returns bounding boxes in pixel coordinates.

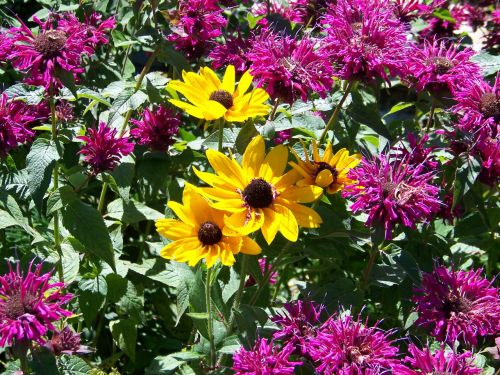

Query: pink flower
[4,12,114,91]
[413,265,500,346]
[273,129,292,145]
[0,94,46,158]
[209,33,253,73]
[247,30,334,104]
[476,136,500,186]
[308,313,405,374]
[232,338,302,374]
[399,344,481,375]
[167,0,226,60]
[130,105,180,152]
[321,0,408,82]
[44,326,92,356]
[271,300,323,355]
[342,150,442,240]
[245,258,278,287]
[78,122,134,175]
[402,39,481,94]
[0,262,73,346]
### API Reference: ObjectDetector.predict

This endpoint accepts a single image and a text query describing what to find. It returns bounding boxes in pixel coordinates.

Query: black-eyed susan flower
[155,184,261,268]
[193,135,323,245]
[290,140,361,195]
[167,65,270,122]
[168,65,270,122]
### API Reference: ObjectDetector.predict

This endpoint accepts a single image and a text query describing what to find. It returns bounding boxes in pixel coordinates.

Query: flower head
[156,184,261,268]
[194,135,323,244]
[273,129,292,145]
[343,149,442,239]
[167,0,226,60]
[403,39,481,94]
[290,140,361,195]
[271,300,323,355]
[309,313,403,374]
[209,34,253,73]
[399,344,481,375]
[232,338,302,375]
[413,265,500,346]
[321,0,408,82]
[130,105,180,151]
[45,326,92,356]
[4,12,113,90]
[0,262,73,346]
[168,65,270,122]
[247,30,334,104]
[78,122,134,175]
[0,94,45,158]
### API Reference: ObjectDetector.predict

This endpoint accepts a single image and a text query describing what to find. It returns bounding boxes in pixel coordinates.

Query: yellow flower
[193,135,323,245]
[167,65,270,122]
[155,184,261,268]
[290,140,361,194]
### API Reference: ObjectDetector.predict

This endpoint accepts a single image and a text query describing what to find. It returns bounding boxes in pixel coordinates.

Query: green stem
[13,340,30,375]
[425,100,436,132]
[205,267,216,369]
[269,98,280,121]
[228,255,248,327]
[50,99,63,282]
[217,118,225,152]
[319,80,354,144]
[250,242,292,306]
[97,181,109,214]
[361,245,379,291]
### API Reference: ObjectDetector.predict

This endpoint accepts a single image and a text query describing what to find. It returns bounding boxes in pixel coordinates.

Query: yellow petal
[206,149,246,189]
[278,185,323,203]
[241,236,262,255]
[237,70,253,94]
[282,202,322,228]
[210,200,246,213]
[203,100,227,120]
[169,99,205,119]
[224,209,264,235]
[156,219,195,240]
[221,65,236,94]
[259,144,288,181]
[261,207,280,245]
[315,169,334,188]
[200,66,222,92]
[323,142,333,162]
[274,204,298,242]
[242,135,265,178]
[167,201,196,226]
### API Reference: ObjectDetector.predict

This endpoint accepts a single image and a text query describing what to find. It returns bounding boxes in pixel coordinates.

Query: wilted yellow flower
[168,65,270,122]
[156,184,261,268]
[290,140,361,194]
[193,135,323,245]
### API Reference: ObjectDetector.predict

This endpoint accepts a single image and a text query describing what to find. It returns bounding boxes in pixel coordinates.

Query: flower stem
[97,179,109,214]
[249,241,292,306]
[49,98,63,282]
[13,340,30,375]
[217,118,225,152]
[227,254,248,328]
[319,80,354,144]
[269,98,280,121]
[361,245,379,291]
[205,267,216,369]
[425,100,436,133]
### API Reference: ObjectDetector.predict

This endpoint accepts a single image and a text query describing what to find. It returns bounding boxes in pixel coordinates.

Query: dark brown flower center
[346,344,372,364]
[209,90,234,109]
[243,178,274,208]
[315,162,339,183]
[34,30,67,57]
[443,294,472,318]
[479,92,500,120]
[4,292,35,319]
[430,57,454,75]
[198,221,222,246]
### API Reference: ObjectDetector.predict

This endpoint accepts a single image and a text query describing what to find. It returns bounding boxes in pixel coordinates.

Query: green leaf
[3,83,45,104]
[78,276,107,325]
[104,155,135,203]
[452,153,482,209]
[382,102,415,118]
[347,90,392,140]
[432,8,456,22]
[146,356,183,375]
[110,319,137,361]
[61,197,116,270]
[30,348,58,375]
[471,52,500,77]
[54,67,78,98]
[26,138,59,211]
[202,129,237,150]
[0,209,18,229]
[60,240,80,284]
[235,122,258,154]
[108,87,148,126]
[106,198,163,224]
[57,356,91,375]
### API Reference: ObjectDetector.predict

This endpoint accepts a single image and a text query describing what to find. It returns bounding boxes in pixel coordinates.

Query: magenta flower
[247,30,334,104]
[403,39,481,94]
[309,313,404,374]
[399,344,481,375]
[232,338,302,374]
[4,12,114,91]
[167,0,226,60]
[342,150,442,240]
[476,136,500,186]
[273,129,292,145]
[245,258,278,287]
[0,262,73,346]
[78,122,134,175]
[209,34,253,73]
[45,326,92,356]
[452,4,486,30]
[485,10,500,51]
[320,0,408,82]
[130,105,180,152]
[271,300,323,355]
[0,94,46,158]
[288,0,330,25]
[413,265,500,346]
[54,101,75,123]
[452,76,499,138]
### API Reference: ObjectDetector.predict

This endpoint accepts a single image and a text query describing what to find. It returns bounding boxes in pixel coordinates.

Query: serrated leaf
[26,138,59,211]
[108,87,148,126]
[453,153,482,209]
[61,198,115,270]
[3,83,45,104]
[58,356,91,375]
[106,198,163,224]
[110,319,137,362]
[471,52,500,77]
[78,276,107,325]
